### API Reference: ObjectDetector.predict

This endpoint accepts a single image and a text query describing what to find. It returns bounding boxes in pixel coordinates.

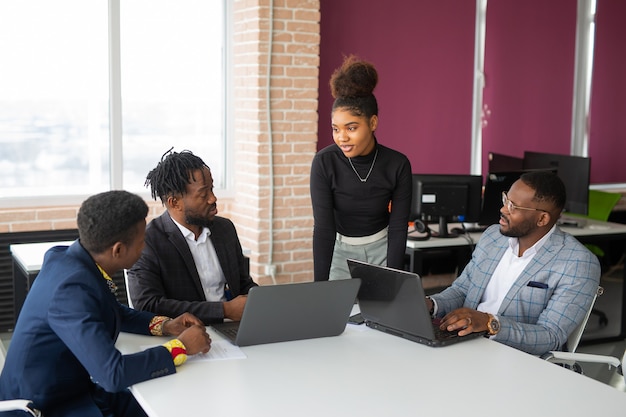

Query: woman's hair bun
[330,55,378,99]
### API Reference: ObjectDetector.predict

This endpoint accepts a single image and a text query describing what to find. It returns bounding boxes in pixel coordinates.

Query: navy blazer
[127,212,257,324]
[0,241,175,416]
[432,225,601,356]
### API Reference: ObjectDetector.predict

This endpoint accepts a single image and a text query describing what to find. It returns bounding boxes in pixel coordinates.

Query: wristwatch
[426,296,434,316]
[486,314,500,335]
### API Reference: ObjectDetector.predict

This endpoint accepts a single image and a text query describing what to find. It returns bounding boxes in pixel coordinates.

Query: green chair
[588,189,621,222]
[585,190,622,257]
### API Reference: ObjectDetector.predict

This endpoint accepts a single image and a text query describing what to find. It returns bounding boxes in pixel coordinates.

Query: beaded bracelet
[163,339,188,366]
[149,316,172,336]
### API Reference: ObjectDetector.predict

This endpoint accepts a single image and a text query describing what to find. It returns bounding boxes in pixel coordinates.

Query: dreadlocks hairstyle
[329,55,379,119]
[145,148,209,203]
[77,190,148,254]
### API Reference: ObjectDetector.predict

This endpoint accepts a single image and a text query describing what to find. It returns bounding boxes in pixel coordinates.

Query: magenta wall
[318,0,476,174]
[589,0,626,183]
[319,0,626,183]
[481,0,577,177]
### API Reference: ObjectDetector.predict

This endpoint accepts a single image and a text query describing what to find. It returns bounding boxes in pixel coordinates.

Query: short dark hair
[77,190,148,254]
[145,149,209,203]
[520,170,567,211]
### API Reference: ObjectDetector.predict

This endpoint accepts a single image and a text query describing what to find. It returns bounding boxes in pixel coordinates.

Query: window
[0,0,226,205]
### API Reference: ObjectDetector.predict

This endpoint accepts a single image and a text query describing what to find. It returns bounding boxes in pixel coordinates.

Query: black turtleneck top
[310,141,412,281]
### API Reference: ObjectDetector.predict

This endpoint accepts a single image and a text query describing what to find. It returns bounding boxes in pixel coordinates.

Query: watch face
[490,318,500,332]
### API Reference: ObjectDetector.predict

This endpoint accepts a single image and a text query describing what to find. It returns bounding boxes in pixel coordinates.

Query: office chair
[542,287,626,382]
[588,190,622,223]
[544,350,624,388]
[0,342,43,416]
[585,189,622,258]
[584,190,622,329]
[124,269,134,308]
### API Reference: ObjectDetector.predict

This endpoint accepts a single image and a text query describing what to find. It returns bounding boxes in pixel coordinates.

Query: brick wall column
[231,0,319,284]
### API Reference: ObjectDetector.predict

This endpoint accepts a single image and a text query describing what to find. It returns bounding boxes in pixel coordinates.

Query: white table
[116,320,626,416]
[406,218,626,250]
[10,241,75,272]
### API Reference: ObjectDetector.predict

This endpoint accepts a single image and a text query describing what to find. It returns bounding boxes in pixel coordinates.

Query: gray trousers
[329,236,388,281]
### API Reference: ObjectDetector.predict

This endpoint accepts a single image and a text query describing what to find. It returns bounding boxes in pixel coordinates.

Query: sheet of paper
[141,339,246,362]
[188,340,246,362]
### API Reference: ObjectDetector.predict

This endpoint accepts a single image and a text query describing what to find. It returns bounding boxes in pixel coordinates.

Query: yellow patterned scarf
[96,264,118,295]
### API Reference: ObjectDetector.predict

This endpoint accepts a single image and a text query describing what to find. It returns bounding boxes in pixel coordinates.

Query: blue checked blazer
[431,225,601,356]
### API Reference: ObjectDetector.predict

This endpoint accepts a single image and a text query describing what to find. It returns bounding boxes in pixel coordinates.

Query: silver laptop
[347,259,485,347]
[212,279,361,346]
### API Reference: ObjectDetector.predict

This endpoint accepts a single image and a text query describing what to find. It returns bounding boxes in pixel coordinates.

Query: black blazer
[128,211,257,324]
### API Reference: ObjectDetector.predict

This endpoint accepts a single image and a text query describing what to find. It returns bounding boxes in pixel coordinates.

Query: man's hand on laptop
[440,308,488,337]
[223,295,248,321]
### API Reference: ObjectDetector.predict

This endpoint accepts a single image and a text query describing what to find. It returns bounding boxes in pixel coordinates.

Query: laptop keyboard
[433,325,459,340]
[213,322,240,341]
[219,326,239,339]
[431,319,459,340]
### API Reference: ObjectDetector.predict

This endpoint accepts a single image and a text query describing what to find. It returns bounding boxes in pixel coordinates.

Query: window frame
[0,0,231,208]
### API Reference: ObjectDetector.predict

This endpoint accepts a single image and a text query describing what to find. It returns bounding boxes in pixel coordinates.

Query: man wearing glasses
[425,170,600,356]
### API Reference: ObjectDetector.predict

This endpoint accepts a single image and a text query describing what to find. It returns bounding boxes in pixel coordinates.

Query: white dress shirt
[477,225,556,314]
[172,218,226,302]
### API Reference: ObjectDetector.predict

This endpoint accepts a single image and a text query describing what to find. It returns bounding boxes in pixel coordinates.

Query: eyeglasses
[501,192,549,214]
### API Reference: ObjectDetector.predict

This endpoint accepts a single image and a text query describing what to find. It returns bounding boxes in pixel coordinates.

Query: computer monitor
[410,174,483,238]
[479,168,561,226]
[479,170,527,226]
[488,151,524,173]
[523,151,591,215]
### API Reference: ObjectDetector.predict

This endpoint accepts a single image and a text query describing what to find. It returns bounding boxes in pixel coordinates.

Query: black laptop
[347,259,485,347]
[212,279,361,346]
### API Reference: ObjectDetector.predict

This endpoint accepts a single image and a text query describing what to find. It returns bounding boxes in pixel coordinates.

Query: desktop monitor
[523,151,591,215]
[479,170,527,226]
[410,174,483,238]
[488,152,524,173]
[479,168,561,226]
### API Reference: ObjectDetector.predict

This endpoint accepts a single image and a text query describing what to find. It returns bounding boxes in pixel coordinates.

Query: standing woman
[310,56,412,281]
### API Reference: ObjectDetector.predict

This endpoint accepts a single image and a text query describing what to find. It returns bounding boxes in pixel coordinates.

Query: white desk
[10,241,75,272]
[116,321,626,416]
[9,240,132,319]
[10,241,75,319]
[406,218,626,250]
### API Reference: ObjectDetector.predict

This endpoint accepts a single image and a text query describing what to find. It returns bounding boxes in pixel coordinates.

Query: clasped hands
[162,313,212,355]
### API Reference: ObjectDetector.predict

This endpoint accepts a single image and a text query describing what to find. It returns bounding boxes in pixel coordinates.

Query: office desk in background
[116,320,626,417]
[9,240,251,322]
[10,240,131,319]
[10,241,74,319]
[406,218,626,270]
[406,218,626,342]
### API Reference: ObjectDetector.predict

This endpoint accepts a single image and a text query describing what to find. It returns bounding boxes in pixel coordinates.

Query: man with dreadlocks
[127,149,257,324]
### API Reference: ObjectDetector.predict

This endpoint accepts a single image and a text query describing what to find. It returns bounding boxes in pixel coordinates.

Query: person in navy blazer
[0,191,211,417]
[427,171,601,356]
[127,149,257,324]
